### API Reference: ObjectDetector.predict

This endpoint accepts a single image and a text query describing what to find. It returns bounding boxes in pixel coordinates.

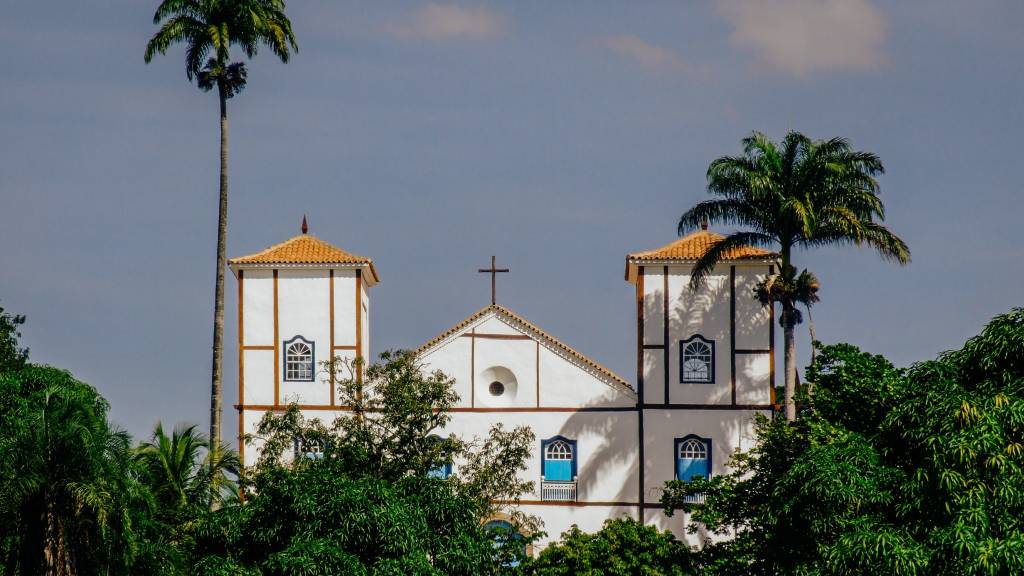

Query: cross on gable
[478,255,509,305]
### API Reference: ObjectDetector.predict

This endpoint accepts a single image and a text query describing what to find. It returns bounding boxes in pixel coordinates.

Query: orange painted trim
[332,345,357,350]
[234,404,637,413]
[497,499,640,508]
[470,327,475,408]
[459,333,532,340]
[355,270,362,382]
[237,270,245,470]
[241,345,274,350]
[535,340,540,408]
[330,269,335,407]
[273,269,279,405]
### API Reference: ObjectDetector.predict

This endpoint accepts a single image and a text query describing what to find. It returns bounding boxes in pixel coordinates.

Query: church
[228,221,777,549]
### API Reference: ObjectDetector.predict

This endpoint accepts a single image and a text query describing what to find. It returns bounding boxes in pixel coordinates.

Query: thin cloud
[387,3,507,41]
[716,0,887,76]
[595,35,688,73]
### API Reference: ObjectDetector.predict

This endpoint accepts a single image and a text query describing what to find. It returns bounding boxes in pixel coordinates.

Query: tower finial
[301,215,308,234]
[701,218,708,231]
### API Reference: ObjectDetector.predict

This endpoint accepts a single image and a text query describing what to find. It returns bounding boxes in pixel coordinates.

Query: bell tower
[228,219,379,466]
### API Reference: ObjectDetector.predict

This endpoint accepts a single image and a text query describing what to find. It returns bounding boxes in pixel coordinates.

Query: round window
[489,381,505,396]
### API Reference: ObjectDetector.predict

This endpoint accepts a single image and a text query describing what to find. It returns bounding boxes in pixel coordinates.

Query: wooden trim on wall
[730,265,737,406]
[636,266,645,520]
[241,345,274,350]
[663,266,669,406]
[470,327,476,408]
[642,343,664,350]
[460,333,532,340]
[735,348,771,354]
[500,499,640,508]
[331,345,357,350]
[235,404,638,413]
[273,269,279,406]
[329,269,335,406]
[355,269,362,383]
[643,403,774,410]
[237,270,244,469]
[535,340,540,408]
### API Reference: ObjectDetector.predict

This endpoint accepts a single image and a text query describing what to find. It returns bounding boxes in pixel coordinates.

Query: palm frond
[689,231,776,290]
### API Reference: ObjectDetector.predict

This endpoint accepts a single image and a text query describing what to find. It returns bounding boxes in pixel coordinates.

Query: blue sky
[2,1,1022,441]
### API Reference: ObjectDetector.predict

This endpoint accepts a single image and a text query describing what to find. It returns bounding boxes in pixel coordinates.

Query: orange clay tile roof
[627,230,776,263]
[228,234,379,282]
[416,304,635,396]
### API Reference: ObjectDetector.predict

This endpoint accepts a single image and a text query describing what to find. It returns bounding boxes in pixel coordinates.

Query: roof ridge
[416,304,635,396]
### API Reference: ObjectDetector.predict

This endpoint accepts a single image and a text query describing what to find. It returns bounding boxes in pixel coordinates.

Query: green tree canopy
[191,350,536,575]
[663,308,1024,575]
[517,517,696,576]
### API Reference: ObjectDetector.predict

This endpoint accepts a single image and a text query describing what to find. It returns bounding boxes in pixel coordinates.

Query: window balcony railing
[681,492,706,504]
[541,479,577,502]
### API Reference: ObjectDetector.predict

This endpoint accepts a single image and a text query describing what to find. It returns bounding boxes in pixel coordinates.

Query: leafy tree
[144,0,297,454]
[136,422,239,556]
[517,517,696,576]
[0,302,28,372]
[191,350,537,574]
[679,131,910,420]
[0,366,160,575]
[662,308,1024,575]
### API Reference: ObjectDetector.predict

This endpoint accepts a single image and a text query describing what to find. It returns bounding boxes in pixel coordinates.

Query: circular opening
[489,381,505,396]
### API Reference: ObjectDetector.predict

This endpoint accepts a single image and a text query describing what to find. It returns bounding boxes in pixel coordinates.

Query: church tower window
[541,437,578,501]
[675,436,711,482]
[283,336,315,382]
[680,335,715,383]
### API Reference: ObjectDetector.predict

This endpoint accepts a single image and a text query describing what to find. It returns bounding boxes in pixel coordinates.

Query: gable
[417,305,635,409]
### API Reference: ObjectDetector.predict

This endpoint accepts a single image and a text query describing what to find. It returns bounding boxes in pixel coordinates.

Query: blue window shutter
[677,458,709,482]
[544,459,572,481]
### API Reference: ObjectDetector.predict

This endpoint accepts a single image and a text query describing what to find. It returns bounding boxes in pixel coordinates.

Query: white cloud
[387,3,507,41]
[596,35,688,73]
[716,0,887,76]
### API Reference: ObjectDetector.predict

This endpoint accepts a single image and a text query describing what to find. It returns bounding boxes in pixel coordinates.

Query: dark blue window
[283,335,315,382]
[675,436,711,482]
[680,335,715,383]
[428,462,452,479]
[541,437,577,481]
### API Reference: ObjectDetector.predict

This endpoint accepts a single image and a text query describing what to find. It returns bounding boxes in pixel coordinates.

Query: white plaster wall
[242,270,274,345]
[641,408,766,498]
[278,270,331,405]
[734,265,771,351]
[476,316,520,335]
[443,411,639,504]
[667,267,731,405]
[332,270,357,348]
[243,350,275,405]
[419,338,472,407]
[523,504,639,550]
[643,349,666,405]
[539,347,633,408]
[360,276,370,361]
[736,353,771,405]
[474,337,537,408]
[641,267,664,344]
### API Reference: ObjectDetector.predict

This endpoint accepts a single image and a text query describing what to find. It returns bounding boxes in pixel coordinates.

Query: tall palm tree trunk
[782,305,797,422]
[209,85,228,465]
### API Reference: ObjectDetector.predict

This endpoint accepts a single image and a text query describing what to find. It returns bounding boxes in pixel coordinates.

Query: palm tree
[136,423,239,521]
[144,0,297,459]
[679,131,910,422]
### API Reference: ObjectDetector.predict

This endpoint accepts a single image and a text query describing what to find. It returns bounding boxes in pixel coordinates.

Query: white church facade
[228,224,777,549]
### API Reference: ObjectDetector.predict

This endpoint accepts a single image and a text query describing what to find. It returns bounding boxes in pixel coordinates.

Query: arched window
[541,437,576,482]
[680,335,714,383]
[427,434,453,479]
[485,519,527,567]
[283,336,314,382]
[675,436,711,482]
